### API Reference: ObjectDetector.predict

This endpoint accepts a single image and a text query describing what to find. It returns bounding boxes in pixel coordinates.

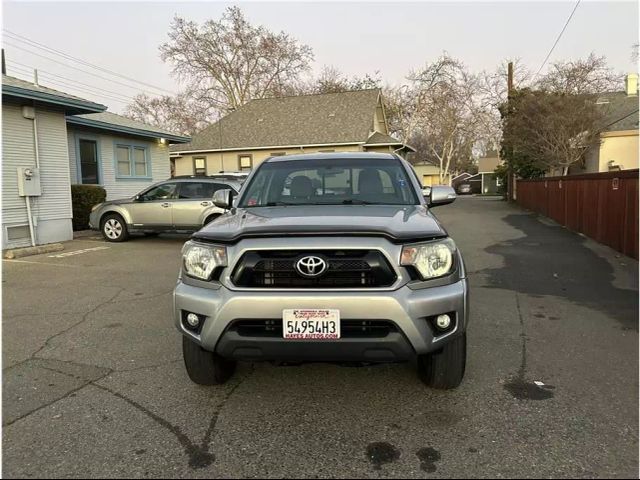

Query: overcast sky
[3,1,638,113]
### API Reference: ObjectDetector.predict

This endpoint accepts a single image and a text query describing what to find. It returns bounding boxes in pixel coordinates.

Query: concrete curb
[3,243,65,259]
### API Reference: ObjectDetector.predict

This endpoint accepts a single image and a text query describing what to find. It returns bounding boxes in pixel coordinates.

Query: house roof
[67,111,191,143]
[171,89,386,153]
[364,131,415,151]
[2,74,106,114]
[596,92,639,132]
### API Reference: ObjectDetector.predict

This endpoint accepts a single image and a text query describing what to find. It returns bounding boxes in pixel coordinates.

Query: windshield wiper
[341,199,382,205]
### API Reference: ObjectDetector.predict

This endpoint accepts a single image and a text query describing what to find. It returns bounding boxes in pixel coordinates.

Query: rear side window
[141,183,177,201]
[177,182,232,199]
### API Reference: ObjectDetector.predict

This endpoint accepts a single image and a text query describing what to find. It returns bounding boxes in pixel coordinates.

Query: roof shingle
[172,89,382,152]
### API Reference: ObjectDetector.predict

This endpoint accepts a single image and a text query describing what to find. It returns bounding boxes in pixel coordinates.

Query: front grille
[231,250,397,288]
[230,319,398,338]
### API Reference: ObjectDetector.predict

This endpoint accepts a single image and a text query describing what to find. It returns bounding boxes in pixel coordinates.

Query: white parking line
[48,246,110,258]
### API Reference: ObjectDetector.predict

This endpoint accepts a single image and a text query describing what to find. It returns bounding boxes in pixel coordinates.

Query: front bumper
[174,278,469,362]
[88,209,99,230]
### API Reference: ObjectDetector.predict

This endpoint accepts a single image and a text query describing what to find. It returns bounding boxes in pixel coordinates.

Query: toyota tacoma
[174,153,468,389]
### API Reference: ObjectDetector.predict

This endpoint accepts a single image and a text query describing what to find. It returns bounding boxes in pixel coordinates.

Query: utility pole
[506,61,514,201]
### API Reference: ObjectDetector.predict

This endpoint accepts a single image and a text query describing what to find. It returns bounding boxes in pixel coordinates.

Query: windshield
[239,158,418,207]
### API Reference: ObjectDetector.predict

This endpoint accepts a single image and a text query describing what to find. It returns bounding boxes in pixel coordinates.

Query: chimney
[625,73,638,96]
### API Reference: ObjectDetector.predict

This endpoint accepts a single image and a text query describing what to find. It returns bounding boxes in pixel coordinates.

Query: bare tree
[476,59,533,151]
[535,53,623,94]
[159,7,314,113]
[296,66,382,94]
[125,91,218,136]
[386,54,485,183]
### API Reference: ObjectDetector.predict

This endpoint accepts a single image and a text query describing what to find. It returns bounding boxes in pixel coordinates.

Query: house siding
[2,102,73,248]
[68,128,171,200]
[172,144,363,176]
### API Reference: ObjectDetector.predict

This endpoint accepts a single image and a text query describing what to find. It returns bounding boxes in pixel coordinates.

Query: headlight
[400,238,456,279]
[91,203,103,212]
[182,241,227,280]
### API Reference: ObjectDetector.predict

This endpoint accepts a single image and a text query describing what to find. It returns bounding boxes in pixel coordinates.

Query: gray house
[2,75,189,250]
[66,112,190,200]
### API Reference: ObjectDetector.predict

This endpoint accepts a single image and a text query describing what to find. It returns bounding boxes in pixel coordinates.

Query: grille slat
[231,320,397,338]
[232,250,396,289]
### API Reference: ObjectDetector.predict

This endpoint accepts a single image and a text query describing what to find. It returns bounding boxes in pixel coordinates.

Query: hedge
[71,185,107,231]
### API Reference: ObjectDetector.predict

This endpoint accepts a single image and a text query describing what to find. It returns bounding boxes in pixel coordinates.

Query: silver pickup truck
[174,153,468,389]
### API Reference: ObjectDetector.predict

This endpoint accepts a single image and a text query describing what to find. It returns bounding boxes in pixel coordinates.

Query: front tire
[204,214,220,226]
[101,213,129,242]
[182,336,236,385]
[418,333,466,389]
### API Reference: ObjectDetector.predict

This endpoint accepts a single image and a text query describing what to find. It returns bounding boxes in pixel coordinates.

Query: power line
[10,60,137,101]
[534,0,581,78]
[10,62,133,101]
[7,65,131,105]
[3,40,166,97]
[3,29,175,95]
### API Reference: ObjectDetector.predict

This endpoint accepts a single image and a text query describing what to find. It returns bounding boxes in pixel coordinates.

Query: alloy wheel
[104,219,122,239]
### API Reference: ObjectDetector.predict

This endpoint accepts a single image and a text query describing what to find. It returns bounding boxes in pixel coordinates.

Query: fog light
[436,314,451,330]
[186,313,200,328]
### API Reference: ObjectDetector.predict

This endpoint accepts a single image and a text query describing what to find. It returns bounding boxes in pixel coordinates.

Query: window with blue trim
[116,144,149,178]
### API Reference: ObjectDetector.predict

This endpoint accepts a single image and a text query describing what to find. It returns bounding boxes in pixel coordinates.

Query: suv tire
[182,336,236,385]
[418,333,466,389]
[101,213,129,242]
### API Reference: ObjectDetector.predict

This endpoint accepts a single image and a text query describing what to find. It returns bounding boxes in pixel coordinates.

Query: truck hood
[193,205,447,244]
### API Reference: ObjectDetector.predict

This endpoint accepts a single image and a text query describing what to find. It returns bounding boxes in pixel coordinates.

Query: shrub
[71,185,107,231]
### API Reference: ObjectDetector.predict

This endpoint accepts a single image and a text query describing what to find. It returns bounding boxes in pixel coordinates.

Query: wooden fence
[516,170,639,259]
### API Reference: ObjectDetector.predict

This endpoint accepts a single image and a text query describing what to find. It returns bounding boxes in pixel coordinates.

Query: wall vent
[6,225,30,241]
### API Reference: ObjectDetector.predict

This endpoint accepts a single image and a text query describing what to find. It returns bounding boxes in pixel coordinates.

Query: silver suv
[174,153,468,389]
[89,176,243,242]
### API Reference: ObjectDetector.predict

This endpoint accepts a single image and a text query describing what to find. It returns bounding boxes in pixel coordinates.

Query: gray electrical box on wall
[17,167,42,196]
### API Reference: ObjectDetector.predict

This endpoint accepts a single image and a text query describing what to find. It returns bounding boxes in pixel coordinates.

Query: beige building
[170,89,414,176]
[411,162,452,186]
[569,74,639,175]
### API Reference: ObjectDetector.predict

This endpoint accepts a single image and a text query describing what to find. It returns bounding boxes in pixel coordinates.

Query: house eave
[66,116,191,143]
[170,141,366,157]
[3,85,107,114]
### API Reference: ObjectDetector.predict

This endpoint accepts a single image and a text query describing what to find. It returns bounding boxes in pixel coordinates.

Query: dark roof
[172,89,383,152]
[67,111,190,143]
[596,92,639,132]
[265,152,398,163]
[2,74,106,114]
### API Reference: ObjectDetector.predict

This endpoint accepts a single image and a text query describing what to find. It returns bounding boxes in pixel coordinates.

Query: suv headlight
[400,238,456,279]
[182,241,227,280]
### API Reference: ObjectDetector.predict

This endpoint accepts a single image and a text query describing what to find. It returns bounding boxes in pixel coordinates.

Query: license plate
[282,309,340,340]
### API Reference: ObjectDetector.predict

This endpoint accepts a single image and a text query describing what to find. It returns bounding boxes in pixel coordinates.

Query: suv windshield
[239,158,418,207]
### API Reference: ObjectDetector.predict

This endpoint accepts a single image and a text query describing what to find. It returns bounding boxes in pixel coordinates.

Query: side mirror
[135,194,143,202]
[429,185,457,207]
[421,186,432,198]
[213,189,233,209]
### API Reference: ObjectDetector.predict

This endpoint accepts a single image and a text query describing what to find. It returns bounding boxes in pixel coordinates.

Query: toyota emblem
[295,256,327,277]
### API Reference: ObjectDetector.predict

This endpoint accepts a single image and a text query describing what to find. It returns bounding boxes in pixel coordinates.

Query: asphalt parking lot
[3,196,638,478]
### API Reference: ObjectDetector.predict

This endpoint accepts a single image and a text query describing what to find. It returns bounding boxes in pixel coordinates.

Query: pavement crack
[3,361,112,428]
[3,383,94,428]
[30,288,126,359]
[91,366,253,470]
[115,359,182,373]
[503,292,555,401]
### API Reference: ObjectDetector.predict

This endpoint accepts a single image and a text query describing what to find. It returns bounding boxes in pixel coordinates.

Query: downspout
[26,101,40,246]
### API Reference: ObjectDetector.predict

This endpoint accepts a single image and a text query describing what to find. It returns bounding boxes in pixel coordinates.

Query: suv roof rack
[172,173,247,180]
